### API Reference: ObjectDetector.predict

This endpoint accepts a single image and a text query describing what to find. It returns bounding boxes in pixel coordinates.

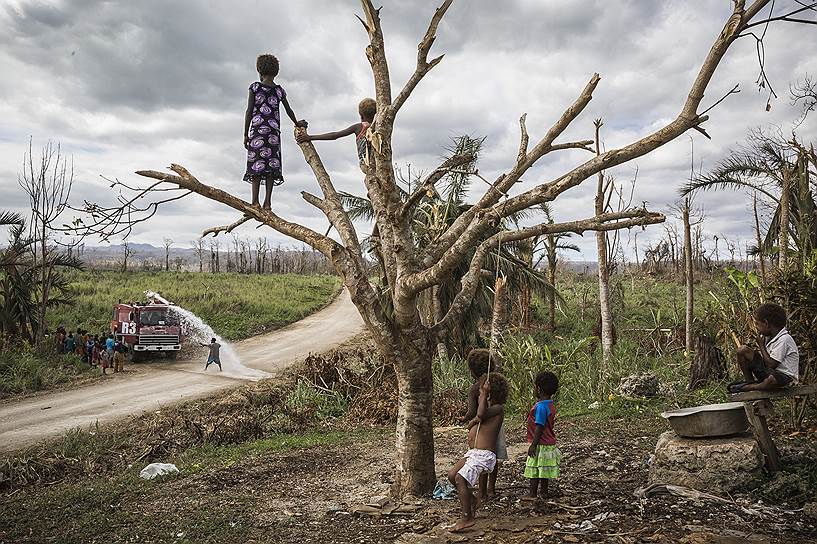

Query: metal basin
[660,402,749,438]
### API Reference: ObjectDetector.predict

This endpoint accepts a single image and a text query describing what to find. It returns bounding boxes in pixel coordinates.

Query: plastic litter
[432,478,456,500]
[139,462,179,480]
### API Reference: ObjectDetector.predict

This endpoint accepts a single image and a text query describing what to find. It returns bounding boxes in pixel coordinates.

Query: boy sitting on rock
[729,302,799,393]
[447,373,508,533]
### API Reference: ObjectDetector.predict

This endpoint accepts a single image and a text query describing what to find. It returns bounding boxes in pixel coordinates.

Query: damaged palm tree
[68,0,811,496]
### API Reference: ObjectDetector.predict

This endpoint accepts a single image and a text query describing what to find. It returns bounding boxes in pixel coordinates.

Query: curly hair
[358,98,377,122]
[754,302,787,328]
[534,370,559,396]
[256,54,279,77]
[467,348,502,378]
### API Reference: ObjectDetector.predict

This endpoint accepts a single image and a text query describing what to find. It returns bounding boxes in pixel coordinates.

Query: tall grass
[0,347,93,397]
[47,270,341,340]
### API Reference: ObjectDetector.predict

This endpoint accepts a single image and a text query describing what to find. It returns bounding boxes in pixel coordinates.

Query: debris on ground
[138,462,179,480]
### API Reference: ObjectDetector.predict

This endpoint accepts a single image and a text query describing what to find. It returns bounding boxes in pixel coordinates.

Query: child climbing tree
[68,0,812,496]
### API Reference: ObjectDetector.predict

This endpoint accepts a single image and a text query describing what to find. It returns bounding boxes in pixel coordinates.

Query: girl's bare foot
[450,518,476,533]
[262,202,271,211]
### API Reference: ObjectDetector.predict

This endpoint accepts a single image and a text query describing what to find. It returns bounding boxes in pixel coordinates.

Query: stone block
[649,430,763,494]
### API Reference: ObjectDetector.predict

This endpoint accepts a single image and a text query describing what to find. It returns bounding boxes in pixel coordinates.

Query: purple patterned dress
[244,81,286,185]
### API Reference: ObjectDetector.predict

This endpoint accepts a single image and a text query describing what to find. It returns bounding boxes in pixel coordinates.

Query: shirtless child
[447,373,508,533]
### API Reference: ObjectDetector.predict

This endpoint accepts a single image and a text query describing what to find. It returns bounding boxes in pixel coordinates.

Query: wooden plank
[730,384,817,402]
[743,400,781,473]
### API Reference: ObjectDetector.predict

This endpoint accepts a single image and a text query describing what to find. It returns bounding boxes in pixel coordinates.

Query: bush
[0,347,93,397]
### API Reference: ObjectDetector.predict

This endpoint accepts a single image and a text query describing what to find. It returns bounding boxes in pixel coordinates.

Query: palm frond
[339,192,375,222]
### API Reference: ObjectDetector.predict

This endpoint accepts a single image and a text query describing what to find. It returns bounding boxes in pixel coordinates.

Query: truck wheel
[129,350,142,363]
[166,351,177,360]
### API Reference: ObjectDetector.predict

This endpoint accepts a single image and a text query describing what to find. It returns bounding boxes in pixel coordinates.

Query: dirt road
[0,289,364,453]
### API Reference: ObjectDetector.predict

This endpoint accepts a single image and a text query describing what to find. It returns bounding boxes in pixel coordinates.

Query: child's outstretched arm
[296,123,361,143]
[243,90,254,149]
[281,96,307,128]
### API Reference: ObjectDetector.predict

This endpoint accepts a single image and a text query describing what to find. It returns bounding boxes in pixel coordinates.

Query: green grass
[47,270,341,340]
[0,428,382,544]
[0,347,97,397]
[507,271,732,418]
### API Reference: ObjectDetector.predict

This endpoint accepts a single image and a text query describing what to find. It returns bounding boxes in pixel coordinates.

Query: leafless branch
[202,216,253,238]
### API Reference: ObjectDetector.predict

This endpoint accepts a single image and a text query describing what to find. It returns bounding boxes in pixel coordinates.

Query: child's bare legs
[523,478,548,501]
[736,346,757,382]
[251,178,261,207]
[262,181,274,210]
[522,478,540,501]
[478,463,499,500]
[448,459,476,532]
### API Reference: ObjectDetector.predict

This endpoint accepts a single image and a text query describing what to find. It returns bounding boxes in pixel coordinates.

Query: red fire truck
[111,299,183,362]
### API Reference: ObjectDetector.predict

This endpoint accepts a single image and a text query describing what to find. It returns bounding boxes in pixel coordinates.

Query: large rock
[649,431,763,494]
[618,372,659,398]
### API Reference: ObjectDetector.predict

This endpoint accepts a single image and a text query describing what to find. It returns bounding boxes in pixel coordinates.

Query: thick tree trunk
[688,335,725,390]
[391,338,436,497]
[683,198,694,363]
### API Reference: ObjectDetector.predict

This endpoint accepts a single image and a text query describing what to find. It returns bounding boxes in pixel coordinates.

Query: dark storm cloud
[0,0,815,256]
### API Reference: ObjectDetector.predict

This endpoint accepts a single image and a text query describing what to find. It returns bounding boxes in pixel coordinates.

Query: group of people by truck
[54,326,127,374]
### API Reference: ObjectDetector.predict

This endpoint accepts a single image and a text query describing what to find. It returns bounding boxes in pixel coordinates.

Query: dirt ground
[255,418,817,544]
[4,413,814,544]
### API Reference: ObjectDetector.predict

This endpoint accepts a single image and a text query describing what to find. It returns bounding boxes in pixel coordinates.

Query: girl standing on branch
[243,54,307,210]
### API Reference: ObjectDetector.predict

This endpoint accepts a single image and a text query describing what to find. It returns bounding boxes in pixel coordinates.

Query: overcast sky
[1,0,815,260]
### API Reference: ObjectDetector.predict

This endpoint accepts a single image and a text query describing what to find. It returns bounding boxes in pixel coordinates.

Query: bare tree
[163,237,173,271]
[593,119,615,368]
[192,239,205,272]
[682,198,694,362]
[121,241,134,272]
[18,140,77,343]
[67,0,809,495]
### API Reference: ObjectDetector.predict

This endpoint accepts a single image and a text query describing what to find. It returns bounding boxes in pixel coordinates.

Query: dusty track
[0,289,364,453]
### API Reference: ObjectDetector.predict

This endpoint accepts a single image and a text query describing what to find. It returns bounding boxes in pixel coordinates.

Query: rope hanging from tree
[473,190,508,444]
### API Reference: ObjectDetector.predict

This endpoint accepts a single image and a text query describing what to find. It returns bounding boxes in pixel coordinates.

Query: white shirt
[766,328,799,384]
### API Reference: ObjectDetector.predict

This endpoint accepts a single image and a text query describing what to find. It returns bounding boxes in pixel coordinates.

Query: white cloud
[0,0,815,260]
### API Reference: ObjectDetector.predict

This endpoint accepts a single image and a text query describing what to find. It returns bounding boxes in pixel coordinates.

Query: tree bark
[431,285,448,358]
[520,282,531,330]
[688,335,725,390]
[390,336,436,497]
[683,198,694,363]
[490,276,508,349]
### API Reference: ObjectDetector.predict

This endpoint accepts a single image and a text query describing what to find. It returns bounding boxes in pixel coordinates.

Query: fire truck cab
[112,300,183,362]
